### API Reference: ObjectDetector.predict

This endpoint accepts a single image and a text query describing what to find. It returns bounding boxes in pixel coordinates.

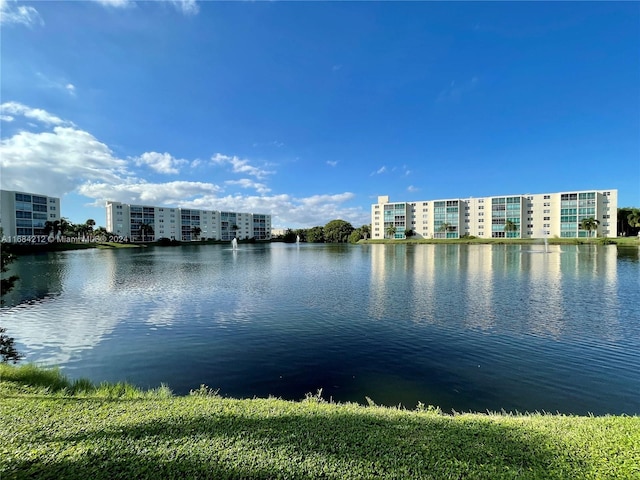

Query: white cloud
[171,0,199,16]
[92,0,199,15]
[79,181,221,206]
[407,185,419,193]
[1,101,71,126]
[0,126,131,197]
[134,151,189,175]
[178,192,368,229]
[226,179,271,195]
[0,101,370,229]
[35,72,78,97]
[0,0,44,27]
[211,153,274,179]
[92,0,133,8]
[327,160,338,167]
[252,140,284,148]
[0,115,14,122]
[371,166,387,176]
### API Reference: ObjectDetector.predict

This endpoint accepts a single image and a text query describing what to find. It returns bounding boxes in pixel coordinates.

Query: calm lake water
[2,243,639,415]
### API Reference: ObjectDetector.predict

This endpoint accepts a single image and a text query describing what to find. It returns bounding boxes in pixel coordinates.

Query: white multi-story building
[0,189,61,239]
[106,201,272,242]
[372,189,618,240]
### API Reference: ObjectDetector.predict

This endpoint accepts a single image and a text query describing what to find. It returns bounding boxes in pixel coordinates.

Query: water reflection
[1,252,65,306]
[368,244,621,341]
[464,246,495,331]
[1,243,638,414]
[617,246,639,262]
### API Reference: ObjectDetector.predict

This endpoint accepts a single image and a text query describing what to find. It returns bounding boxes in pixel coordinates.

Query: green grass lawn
[1,365,638,479]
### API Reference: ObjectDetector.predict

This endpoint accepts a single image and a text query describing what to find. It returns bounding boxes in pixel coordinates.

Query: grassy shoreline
[1,364,638,479]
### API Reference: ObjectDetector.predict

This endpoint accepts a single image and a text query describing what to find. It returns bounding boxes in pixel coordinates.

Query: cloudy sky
[1,1,638,228]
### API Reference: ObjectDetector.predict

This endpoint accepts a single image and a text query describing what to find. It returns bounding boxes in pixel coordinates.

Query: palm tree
[438,222,451,232]
[76,224,91,240]
[191,226,202,241]
[628,209,640,231]
[139,223,154,242]
[52,220,61,238]
[580,217,600,238]
[386,225,396,239]
[504,220,518,237]
[85,219,96,233]
[43,221,54,237]
[360,224,370,240]
[94,226,109,242]
[58,218,71,237]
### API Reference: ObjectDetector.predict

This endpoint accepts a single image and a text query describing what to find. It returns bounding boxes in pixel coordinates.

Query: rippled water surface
[3,243,639,414]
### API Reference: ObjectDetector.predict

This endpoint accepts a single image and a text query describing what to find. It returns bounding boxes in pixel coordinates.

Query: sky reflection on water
[2,243,638,415]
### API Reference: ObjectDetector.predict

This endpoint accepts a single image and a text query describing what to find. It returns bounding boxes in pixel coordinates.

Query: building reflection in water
[368,243,620,341]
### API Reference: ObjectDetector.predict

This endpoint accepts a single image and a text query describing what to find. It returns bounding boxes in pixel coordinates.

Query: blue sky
[1,1,638,229]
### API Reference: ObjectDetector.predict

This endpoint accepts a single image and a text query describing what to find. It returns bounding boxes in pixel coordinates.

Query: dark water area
[2,243,639,415]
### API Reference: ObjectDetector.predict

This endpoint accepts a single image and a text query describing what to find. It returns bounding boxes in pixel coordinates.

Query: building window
[543,209,550,214]
[544,217,550,221]
[544,195,551,199]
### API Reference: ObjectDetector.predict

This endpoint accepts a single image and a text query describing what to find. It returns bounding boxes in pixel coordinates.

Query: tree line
[43,218,118,239]
[618,207,640,237]
[277,220,371,244]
